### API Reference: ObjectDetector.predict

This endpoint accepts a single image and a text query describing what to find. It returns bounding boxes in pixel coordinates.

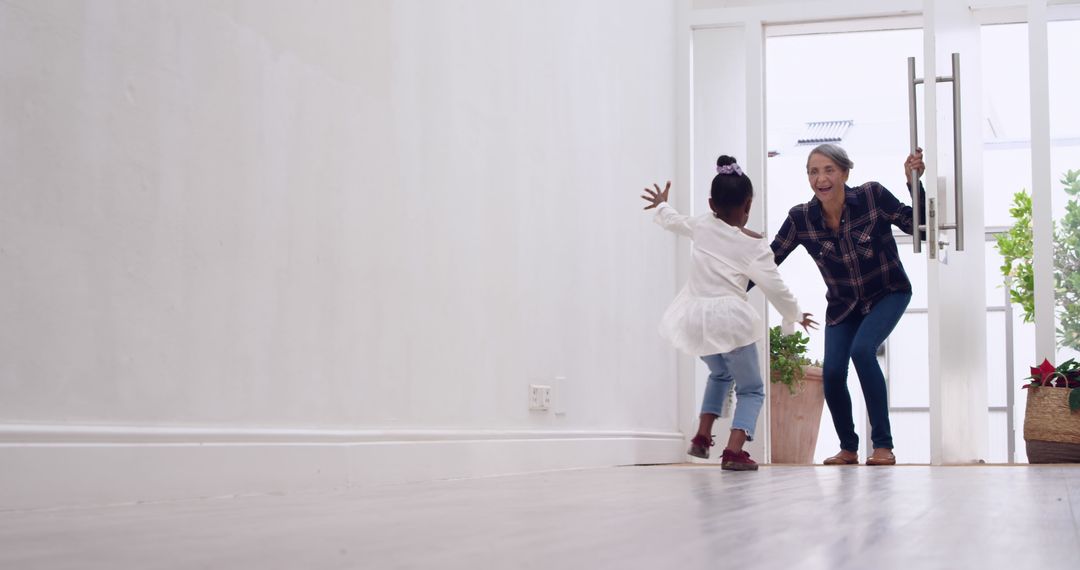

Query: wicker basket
[1023,386,1080,463]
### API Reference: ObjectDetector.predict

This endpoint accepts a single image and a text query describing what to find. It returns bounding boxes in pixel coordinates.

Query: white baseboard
[0,425,685,511]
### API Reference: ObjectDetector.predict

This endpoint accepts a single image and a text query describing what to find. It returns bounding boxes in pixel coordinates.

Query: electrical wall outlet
[529,384,551,411]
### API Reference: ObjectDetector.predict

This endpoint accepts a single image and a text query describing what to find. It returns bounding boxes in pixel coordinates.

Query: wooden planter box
[769,365,824,464]
[1024,386,1080,463]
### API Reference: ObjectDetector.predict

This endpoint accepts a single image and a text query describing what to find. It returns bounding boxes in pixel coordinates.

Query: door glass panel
[983,21,1080,363]
[985,312,1007,408]
[988,411,1009,464]
[889,411,931,464]
[898,242,929,310]
[982,24,1033,230]
[980,23,1031,463]
[1049,19,1080,365]
[888,314,929,409]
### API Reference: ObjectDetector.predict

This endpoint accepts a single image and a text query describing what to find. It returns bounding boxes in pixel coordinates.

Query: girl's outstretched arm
[642,181,694,237]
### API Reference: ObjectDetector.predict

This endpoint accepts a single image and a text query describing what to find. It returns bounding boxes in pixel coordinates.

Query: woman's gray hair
[807,143,854,172]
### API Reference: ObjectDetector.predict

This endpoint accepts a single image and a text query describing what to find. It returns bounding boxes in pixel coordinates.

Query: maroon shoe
[720,448,758,471]
[688,435,715,459]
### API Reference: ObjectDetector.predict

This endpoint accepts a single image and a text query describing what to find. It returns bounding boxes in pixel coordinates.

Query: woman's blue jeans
[823,292,911,452]
[700,342,764,440]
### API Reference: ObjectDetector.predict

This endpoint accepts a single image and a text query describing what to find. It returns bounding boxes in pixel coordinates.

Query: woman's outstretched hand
[905,147,925,185]
[641,181,670,210]
[799,313,819,333]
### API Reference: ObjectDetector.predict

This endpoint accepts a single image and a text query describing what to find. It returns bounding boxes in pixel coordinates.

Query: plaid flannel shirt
[770,182,921,326]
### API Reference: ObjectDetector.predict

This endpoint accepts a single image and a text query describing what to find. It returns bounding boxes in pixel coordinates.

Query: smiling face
[806,152,850,206]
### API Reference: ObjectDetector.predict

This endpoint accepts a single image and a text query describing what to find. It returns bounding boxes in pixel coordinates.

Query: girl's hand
[641,181,670,210]
[799,313,819,333]
[905,147,925,185]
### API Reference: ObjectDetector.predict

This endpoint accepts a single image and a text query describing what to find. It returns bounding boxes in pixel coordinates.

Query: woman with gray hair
[768,143,924,466]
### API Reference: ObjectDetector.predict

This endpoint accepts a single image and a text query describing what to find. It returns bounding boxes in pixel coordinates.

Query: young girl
[641,155,816,471]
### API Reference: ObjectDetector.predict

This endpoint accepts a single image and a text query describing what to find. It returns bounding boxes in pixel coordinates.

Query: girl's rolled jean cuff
[731,427,754,441]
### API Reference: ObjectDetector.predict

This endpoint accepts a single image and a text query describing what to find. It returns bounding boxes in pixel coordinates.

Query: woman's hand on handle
[641,181,670,210]
[905,147,925,186]
[799,313,819,333]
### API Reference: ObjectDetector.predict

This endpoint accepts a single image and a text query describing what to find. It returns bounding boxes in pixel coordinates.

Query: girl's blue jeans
[823,292,911,452]
[700,342,763,440]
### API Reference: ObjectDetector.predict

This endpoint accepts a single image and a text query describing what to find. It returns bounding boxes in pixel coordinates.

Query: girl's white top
[654,202,803,356]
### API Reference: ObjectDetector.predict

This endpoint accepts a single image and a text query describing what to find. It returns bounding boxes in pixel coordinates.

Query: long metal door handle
[907,56,922,254]
[951,53,965,251]
[909,53,965,255]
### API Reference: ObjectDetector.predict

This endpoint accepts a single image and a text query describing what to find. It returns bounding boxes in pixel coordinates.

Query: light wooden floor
[2,464,1078,569]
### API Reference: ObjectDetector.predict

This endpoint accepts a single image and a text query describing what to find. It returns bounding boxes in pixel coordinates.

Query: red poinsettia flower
[1024,359,1060,389]
[1034,358,1055,380]
[1023,359,1080,411]
[1022,358,1080,388]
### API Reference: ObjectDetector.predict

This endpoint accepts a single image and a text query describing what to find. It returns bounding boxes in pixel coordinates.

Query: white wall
[0,0,683,509]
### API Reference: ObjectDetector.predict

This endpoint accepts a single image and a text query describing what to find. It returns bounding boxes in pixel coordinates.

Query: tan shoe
[866,448,896,466]
[823,451,859,465]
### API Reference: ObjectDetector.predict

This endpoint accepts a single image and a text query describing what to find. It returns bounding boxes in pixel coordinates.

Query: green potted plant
[996,168,1080,462]
[768,325,824,464]
[770,325,817,394]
